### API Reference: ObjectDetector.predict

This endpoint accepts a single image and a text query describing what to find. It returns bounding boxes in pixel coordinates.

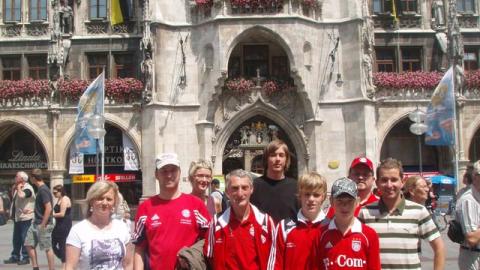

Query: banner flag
[110,0,131,25]
[74,72,105,154]
[122,133,139,171]
[69,144,84,174]
[425,67,455,146]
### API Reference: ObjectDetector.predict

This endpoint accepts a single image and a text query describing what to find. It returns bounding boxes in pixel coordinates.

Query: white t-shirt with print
[66,219,131,270]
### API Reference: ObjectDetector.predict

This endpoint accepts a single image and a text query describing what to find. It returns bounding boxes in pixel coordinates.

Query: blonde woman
[403,176,430,205]
[188,159,213,203]
[65,181,133,270]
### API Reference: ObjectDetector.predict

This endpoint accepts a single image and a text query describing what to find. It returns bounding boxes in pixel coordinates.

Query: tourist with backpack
[207,178,228,216]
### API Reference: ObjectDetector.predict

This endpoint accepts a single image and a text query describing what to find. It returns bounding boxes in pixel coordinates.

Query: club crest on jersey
[351,240,361,252]
[182,209,191,218]
[249,225,255,237]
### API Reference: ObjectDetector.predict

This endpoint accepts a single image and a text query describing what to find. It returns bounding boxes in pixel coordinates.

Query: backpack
[212,190,229,215]
[447,219,465,244]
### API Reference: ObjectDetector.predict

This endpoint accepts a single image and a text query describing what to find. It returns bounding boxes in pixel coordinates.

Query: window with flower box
[29,0,47,21]
[401,47,422,72]
[244,45,269,78]
[1,56,21,80]
[375,48,396,72]
[457,0,475,13]
[90,0,106,20]
[114,54,135,78]
[27,55,47,79]
[464,47,479,71]
[87,53,108,79]
[4,0,22,22]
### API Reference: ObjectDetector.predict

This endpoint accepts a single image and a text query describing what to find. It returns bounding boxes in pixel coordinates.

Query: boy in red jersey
[204,169,275,270]
[267,171,328,270]
[132,153,211,270]
[312,177,380,270]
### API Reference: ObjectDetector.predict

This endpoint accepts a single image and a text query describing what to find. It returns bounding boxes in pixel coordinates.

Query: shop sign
[72,175,95,183]
[102,173,137,182]
[0,151,47,169]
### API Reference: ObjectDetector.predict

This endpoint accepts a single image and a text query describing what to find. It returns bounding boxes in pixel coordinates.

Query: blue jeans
[11,219,32,260]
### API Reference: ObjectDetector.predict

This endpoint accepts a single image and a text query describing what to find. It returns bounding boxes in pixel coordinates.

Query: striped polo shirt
[358,197,440,270]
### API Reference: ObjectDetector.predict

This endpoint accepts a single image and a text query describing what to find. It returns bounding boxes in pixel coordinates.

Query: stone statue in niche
[59,0,73,34]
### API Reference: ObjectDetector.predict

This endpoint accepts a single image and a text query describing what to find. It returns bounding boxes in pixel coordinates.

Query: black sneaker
[17,258,30,265]
[3,257,19,264]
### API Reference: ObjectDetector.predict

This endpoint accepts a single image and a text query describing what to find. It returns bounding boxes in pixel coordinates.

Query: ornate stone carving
[86,21,108,34]
[361,0,375,98]
[112,22,133,34]
[2,24,22,37]
[26,24,49,36]
[399,15,422,28]
[140,0,153,104]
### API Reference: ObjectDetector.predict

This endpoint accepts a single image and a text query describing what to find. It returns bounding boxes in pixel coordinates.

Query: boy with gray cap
[311,177,380,270]
[132,153,211,270]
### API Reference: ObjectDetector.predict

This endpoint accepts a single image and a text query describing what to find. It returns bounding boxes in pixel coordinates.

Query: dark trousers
[52,229,69,263]
[11,219,32,260]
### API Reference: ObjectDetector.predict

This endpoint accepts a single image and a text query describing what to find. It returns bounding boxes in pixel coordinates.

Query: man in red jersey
[204,169,275,270]
[326,156,378,219]
[267,171,328,270]
[312,177,380,270]
[132,153,211,270]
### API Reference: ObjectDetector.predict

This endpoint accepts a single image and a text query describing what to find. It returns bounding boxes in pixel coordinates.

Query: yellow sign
[72,175,95,183]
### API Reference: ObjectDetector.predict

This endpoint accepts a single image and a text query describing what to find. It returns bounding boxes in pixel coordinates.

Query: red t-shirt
[326,193,379,219]
[132,193,210,270]
[204,204,275,270]
[311,218,381,270]
[267,211,326,270]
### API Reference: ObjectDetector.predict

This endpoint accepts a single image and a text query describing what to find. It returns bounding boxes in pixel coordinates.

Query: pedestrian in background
[52,184,72,268]
[268,171,327,270]
[25,168,55,270]
[457,163,474,199]
[188,159,213,204]
[3,171,35,266]
[207,178,227,216]
[204,169,275,269]
[312,177,380,270]
[65,180,133,270]
[359,158,445,270]
[455,160,480,270]
[250,139,299,223]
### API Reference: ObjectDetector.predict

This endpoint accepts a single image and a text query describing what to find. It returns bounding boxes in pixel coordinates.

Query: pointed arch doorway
[222,115,297,178]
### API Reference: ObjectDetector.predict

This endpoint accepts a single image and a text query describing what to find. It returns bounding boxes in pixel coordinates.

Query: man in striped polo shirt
[358,158,445,270]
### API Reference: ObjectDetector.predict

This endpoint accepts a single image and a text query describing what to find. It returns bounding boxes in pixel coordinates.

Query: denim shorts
[24,223,54,250]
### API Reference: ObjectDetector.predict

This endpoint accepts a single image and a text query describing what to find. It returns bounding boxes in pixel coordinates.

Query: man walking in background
[25,169,55,270]
[4,171,35,265]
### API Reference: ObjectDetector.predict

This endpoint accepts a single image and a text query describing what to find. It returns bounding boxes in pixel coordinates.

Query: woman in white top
[65,180,133,270]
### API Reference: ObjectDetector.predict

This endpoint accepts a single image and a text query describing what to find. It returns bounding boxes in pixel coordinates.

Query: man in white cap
[132,153,211,270]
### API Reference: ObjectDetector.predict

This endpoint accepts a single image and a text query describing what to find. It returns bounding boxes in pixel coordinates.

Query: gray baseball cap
[331,177,357,198]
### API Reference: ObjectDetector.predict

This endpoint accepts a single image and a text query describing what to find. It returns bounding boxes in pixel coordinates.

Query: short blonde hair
[298,171,327,195]
[403,176,424,199]
[85,180,119,217]
[188,159,212,179]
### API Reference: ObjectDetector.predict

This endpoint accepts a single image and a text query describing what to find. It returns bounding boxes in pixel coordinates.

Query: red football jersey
[311,218,380,270]
[132,193,210,270]
[326,193,379,219]
[267,210,326,270]
[204,204,275,270]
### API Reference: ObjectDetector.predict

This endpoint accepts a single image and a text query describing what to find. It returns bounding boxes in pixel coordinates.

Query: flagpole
[101,69,105,181]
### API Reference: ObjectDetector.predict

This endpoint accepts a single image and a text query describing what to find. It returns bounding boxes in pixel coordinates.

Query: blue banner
[425,68,455,146]
[74,72,105,154]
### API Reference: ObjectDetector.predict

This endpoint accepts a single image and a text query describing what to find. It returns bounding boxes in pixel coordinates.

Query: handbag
[0,214,7,226]
[447,219,465,244]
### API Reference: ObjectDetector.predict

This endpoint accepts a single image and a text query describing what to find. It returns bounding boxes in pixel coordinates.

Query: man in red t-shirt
[132,153,211,270]
[312,178,380,270]
[204,169,275,270]
[326,157,378,219]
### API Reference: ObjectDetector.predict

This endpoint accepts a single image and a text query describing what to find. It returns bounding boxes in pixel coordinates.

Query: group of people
[4,169,72,270]
[3,139,480,269]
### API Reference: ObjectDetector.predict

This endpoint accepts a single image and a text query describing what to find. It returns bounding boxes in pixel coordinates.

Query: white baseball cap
[155,153,180,170]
